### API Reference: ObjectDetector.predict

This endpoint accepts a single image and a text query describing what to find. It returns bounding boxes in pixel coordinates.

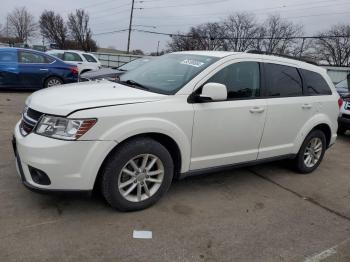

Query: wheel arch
[295,114,335,153]
[93,132,184,191]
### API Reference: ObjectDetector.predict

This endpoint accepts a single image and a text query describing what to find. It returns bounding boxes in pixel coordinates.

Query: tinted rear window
[265,63,303,97]
[301,69,332,95]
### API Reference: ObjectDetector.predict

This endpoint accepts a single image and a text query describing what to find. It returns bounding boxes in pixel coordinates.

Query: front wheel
[101,138,174,211]
[294,130,326,174]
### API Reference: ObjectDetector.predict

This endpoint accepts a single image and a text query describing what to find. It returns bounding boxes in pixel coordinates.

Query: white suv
[46,50,101,74]
[13,51,340,211]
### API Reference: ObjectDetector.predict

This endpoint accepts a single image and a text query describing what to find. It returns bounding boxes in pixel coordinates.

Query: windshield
[118,58,152,71]
[119,53,219,94]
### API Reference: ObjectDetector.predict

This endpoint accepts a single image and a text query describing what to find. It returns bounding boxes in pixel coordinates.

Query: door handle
[39,68,48,71]
[249,107,265,114]
[302,104,312,109]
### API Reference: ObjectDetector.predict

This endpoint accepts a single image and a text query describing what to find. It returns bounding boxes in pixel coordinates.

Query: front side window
[119,54,219,95]
[206,62,260,99]
[64,52,83,62]
[19,51,48,64]
[300,69,332,95]
[83,54,97,63]
[265,63,303,97]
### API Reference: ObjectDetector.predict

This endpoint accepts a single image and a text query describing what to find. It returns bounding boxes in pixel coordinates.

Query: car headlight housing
[35,115,97,140]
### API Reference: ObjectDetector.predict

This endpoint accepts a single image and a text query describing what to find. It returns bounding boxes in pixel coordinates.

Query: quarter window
[64,52,83,62]
[19,51,48,64]
[206,62,260,99]
[265,63,303,97]
[300,69,332,95]
[83,54,97,63]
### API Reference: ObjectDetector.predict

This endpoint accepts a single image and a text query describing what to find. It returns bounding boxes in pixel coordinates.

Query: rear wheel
[294,130,326,174]
[44,76,63,88]
[101,137,174,211]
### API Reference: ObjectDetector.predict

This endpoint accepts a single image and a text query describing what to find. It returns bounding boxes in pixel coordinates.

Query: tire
[101,137,174,211]
[294,129,327,174]
[337,125,347,135]
[44,76,63,88]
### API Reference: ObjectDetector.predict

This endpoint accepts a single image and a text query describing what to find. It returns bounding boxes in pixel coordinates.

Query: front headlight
[35,115,97,140]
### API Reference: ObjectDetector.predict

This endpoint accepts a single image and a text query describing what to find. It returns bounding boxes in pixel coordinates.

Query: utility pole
[127,0,135,54]
[156,41,160,56]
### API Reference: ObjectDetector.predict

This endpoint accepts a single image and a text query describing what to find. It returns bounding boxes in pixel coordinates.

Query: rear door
[18,50,51,88]
[63,52,84,72]
[191,60,267,170]
[0,49,19,88]
[82,53,100,70]
[258,62,315,159]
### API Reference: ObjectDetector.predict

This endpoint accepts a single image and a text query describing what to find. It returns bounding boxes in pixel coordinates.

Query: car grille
[20,107,43,136]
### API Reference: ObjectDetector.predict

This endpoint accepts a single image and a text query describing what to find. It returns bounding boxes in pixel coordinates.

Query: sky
[1,0,350,53]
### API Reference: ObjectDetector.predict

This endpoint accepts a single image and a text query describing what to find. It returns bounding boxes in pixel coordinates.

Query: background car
[336,76,350,134]
[46,50,101,74]
[79,57,153,82]
[0,48,78,89]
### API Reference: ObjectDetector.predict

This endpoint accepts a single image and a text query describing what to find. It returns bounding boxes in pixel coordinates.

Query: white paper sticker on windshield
[180,59,205,67]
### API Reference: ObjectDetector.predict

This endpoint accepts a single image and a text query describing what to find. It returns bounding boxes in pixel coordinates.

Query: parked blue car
[0,48,78,89]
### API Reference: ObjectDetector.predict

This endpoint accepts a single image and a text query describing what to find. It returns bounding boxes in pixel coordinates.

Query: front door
[190,61,267,170]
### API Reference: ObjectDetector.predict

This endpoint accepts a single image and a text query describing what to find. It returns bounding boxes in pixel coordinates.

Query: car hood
[26,80,167,116]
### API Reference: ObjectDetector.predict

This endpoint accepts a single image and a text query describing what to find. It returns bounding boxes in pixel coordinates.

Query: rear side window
[206,62,260,99]
[83,54,97,63]
[64,52,83,62]
[301,69,332,95]
[265,63,303,97]
[0,51,17,62]
[19,51,48,64]
[50,52,64,60]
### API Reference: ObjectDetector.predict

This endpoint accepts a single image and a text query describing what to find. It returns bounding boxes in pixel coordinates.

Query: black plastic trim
[180,154,296,179]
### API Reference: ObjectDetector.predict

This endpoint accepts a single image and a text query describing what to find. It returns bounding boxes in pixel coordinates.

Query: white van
[13,51,340,211]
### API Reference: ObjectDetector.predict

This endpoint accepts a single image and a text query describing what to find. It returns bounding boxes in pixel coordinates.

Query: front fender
[101,117,192,173]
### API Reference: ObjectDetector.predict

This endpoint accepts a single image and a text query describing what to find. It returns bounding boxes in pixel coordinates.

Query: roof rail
[245,49,318,66]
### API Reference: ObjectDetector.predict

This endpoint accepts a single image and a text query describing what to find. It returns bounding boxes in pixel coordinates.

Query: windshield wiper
[119,79,149,90]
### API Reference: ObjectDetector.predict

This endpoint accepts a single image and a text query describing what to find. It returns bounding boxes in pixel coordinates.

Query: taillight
[338,98,344,109]
[70,67,79,75]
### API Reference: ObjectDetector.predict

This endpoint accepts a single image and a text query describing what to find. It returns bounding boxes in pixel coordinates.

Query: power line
[93,29,129,36]
[132,28,350,40]
[138,0,229,9]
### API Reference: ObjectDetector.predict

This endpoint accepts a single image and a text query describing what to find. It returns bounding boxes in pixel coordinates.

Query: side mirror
[200,82,227,102]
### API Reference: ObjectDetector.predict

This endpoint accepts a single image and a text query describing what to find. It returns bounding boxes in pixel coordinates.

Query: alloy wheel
[118,154,164,202]
[303,137,323,168]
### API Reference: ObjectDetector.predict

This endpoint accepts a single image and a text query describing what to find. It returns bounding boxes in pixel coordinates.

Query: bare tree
[222,12,260,51]
[261,15,303,54]
[68,9,96,51]
[316,24,350,66]
[167,23,225,51]
[7,7,37,43]
[39,10,68,49]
